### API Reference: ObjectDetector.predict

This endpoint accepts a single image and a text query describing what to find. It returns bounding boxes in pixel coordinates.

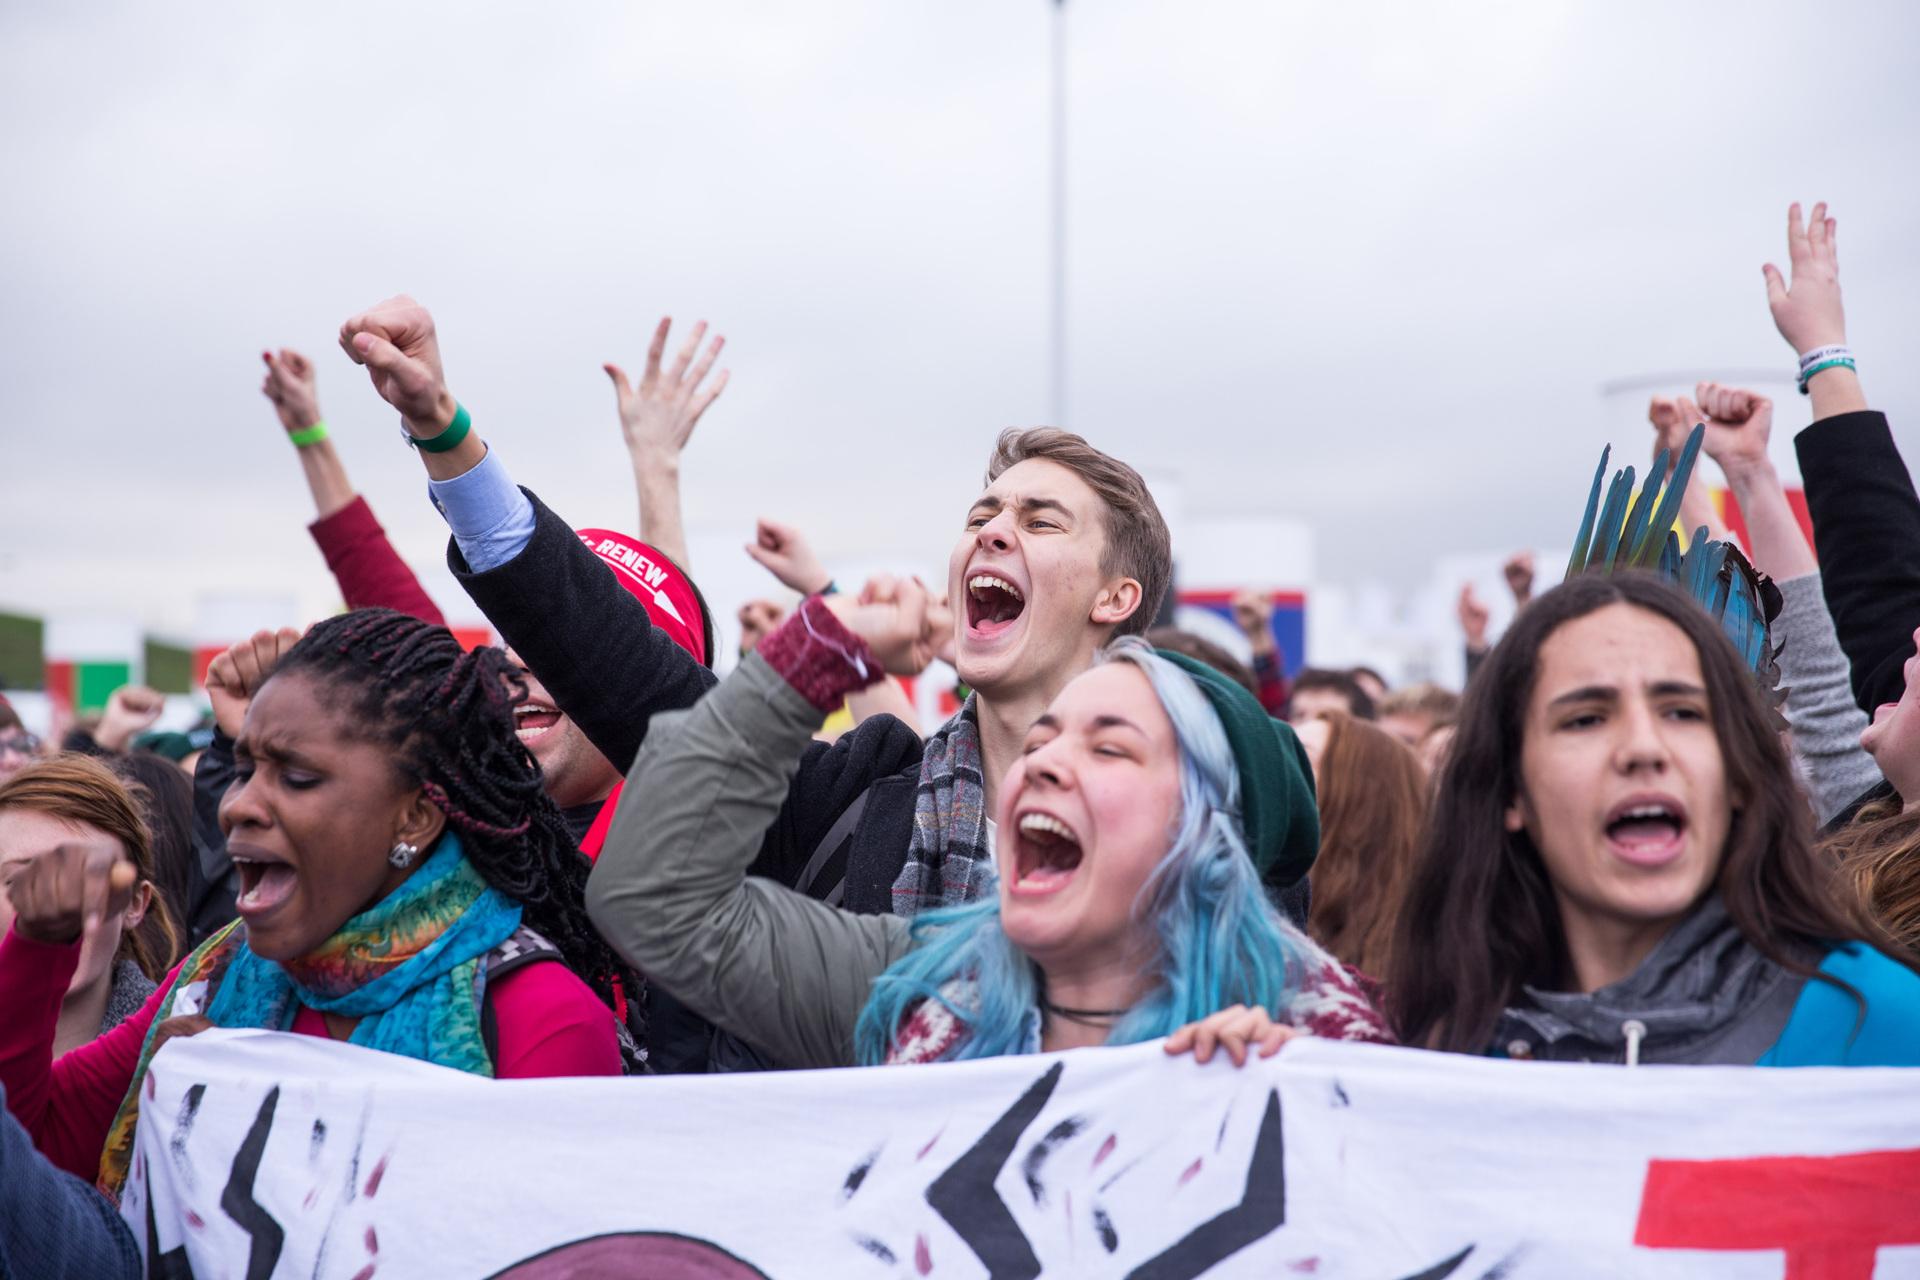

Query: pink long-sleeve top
[0,926,620,1181]
[309,496,447,625]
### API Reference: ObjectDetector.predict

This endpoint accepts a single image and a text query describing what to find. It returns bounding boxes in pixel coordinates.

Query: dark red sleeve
[0,928,169,1179]
[309,496,446,626]
[1251,650,1290,716]
[485,962,623,1078]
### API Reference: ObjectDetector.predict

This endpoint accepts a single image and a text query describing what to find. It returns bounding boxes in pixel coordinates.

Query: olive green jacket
[586,652,912,1069]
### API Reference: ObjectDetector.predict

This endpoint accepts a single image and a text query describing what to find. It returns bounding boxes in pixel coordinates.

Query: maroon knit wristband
[757,596,882,713]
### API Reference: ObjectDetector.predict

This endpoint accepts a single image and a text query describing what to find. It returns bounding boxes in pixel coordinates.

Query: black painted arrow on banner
[218,1086,286,1280]
[925,1062,1064,1280]
[1125,1089,1287,1280]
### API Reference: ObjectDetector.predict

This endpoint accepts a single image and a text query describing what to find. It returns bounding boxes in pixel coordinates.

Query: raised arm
[1765,203,1920,715]
[1690,382,1876,820]
[0,840,154,1179]
[262,348,445,624]
[1647,395,1731,546]
[1231,590,1289,715]
[338,296,716,771]
[605,317,729,572]
[587,584,948,1068]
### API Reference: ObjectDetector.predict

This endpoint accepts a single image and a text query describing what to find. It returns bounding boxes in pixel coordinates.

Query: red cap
[575,529,708,666]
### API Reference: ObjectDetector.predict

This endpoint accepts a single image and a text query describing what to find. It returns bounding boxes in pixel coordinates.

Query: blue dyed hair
[853,638,1313,1064]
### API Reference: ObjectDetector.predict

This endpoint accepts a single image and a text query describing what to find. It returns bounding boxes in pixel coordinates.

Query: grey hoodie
[1492,896,1815,1065]
[1775,572,1885,824]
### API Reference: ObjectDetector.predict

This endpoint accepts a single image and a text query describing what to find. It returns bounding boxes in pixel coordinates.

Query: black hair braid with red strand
[270,608,627,1005]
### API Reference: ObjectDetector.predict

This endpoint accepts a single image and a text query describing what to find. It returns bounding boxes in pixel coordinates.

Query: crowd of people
[2,201,1918,1274]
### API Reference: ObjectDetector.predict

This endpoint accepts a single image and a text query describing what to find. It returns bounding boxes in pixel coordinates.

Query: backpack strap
[478,925,648,1076]
[478,926,564,1066]
[795,787,872,906]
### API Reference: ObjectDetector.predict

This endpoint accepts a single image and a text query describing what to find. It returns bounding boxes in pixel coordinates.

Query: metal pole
[1050,0,1068,426]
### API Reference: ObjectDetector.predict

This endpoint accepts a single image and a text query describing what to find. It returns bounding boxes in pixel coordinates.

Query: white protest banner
[126,1029,1920,1279]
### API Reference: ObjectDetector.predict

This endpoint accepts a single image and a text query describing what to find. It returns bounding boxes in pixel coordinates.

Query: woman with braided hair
[0,609,625,1198]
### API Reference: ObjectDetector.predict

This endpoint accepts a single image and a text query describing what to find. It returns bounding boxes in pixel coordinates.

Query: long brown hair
[1824,795,1920,954]
[0,754,181,980]
[1386,572,1907,1053]
[1307,715,1428,977]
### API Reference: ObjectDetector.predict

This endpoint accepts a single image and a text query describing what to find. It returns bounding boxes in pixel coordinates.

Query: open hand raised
[605,318,729,464]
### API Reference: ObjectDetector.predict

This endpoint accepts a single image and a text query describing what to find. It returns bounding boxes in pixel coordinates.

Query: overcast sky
[3,1,1917,650]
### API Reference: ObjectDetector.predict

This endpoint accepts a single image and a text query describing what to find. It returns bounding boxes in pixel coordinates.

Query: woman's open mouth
[1603,797,1689,868]
[514,703,563,745]
[966,573,1027,641]
[231,851,299,918]
[1011,810,1083,895]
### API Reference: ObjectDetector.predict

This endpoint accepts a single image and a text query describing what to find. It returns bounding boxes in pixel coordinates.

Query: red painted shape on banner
[364,1153,390,1197]
[1634,1147,1920,1279]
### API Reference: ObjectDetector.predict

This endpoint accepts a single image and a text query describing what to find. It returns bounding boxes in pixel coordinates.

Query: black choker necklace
[1043,1000,1129,1025]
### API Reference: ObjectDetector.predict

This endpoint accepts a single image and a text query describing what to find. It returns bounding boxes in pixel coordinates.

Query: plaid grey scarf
[891,696,995,917]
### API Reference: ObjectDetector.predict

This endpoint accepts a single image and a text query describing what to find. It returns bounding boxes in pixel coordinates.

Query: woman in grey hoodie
[1386,573,1920,1067]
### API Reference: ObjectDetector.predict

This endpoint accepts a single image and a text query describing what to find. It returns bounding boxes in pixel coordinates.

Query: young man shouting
[337,295,1310,928]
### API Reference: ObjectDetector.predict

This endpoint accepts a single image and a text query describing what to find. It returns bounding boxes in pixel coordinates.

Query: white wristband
[1797,343,1851,371]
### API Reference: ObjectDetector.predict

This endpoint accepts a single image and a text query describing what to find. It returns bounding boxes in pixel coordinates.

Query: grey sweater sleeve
[1774,573,1885,825]
[586,651,913,1070]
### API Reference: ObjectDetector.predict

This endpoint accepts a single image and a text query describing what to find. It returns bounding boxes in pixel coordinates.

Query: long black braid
[271,608,629,1007]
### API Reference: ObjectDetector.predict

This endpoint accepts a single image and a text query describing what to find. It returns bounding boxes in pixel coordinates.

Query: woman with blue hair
[587,583,1389,1068]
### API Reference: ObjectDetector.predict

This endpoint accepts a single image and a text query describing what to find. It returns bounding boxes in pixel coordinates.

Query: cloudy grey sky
[3,1,1917,649]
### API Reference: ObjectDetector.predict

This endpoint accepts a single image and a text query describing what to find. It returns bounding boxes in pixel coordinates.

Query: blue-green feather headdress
[1564,423,1786,722]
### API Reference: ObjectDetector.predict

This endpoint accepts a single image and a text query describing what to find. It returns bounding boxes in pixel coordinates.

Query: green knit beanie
[1154,650,1320,888]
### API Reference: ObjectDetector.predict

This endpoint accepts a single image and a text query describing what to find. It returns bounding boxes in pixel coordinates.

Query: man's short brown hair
[986,428,1172,638]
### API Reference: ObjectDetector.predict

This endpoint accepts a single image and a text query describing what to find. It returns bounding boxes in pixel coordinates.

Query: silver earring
[388,841,419,869]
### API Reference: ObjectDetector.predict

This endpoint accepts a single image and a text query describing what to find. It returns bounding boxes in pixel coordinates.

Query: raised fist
[205,628,303,739]
[746,517,832,596]
[1647,395,1699,465]
[1501,552,1535,605]
[1457,584,1491,650]
[6,837,136,947]
[826,575,953,677]
[261,349,323,434]
[95,684,165,753]
[1693,382,1773,478]
[1762,202,1846,356]
[339,295,452,432]
[1230,589,1272,636]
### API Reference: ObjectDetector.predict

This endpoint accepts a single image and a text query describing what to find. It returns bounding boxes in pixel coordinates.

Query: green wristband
[407,402,472,453]
[1797,358,1856,396]
[287,421,329,447]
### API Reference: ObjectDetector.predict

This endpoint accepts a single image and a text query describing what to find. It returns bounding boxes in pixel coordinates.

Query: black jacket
[449,490,1314,925]
[1796,410,1920,717]
[186,733,242,947]
[449,490,929,914]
